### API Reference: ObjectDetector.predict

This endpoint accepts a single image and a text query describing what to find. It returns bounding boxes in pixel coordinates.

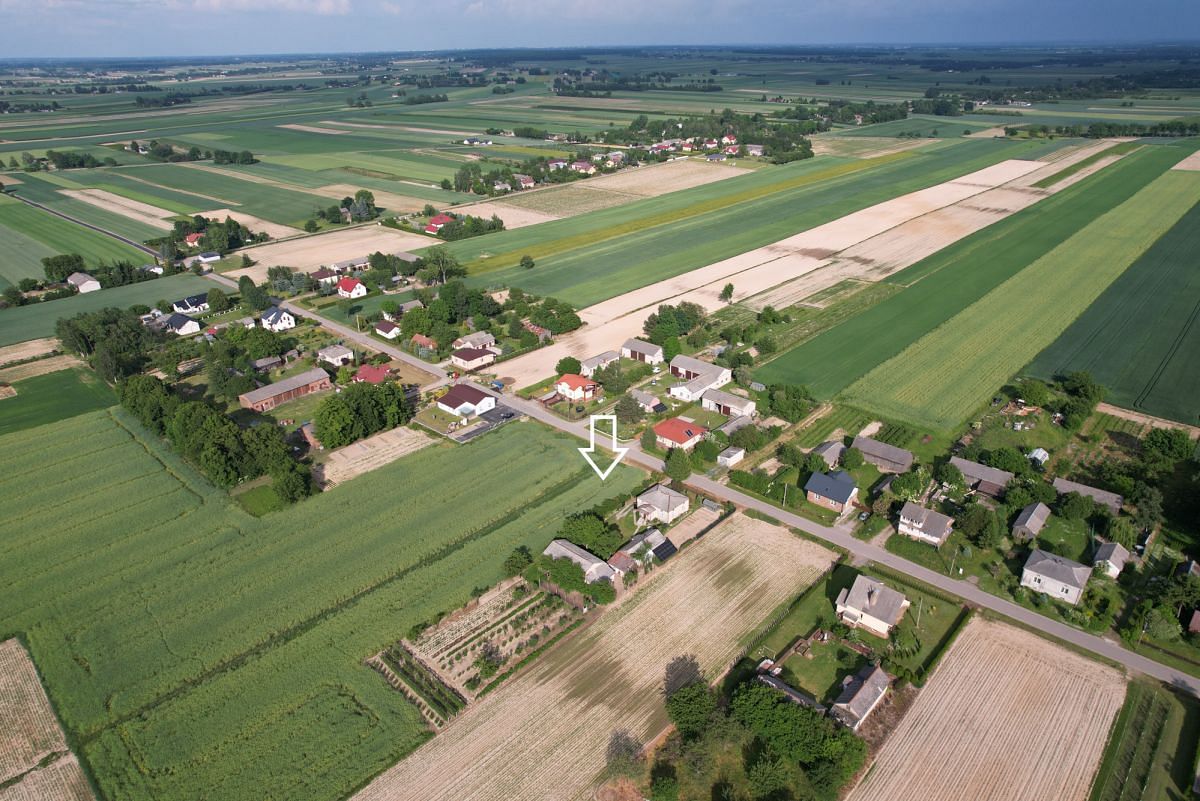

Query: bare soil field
[277,123,350,135]
[351,513,836,801]
[584,159,749,197]
[0,754,95,801]
[200,208,303,240]
[847,618,1124,801]
[1173,150,1200,171]
[450,199,562,229]
[228,226,434,280]
[0,174,22,185]
[316,184,428,214]
[58,188,173,230]
[0,339,58,367]
[0,639,66,783]
[314,426,437,487]
[0,355,82,383]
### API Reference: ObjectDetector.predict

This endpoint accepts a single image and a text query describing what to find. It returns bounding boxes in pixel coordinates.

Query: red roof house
[411,333,437,351]
[555,374,601,402]
[425,213,455,234]
[653,417,708,451]
[354,364,391,385]
[336,277,367,299]
[184,232,204,247]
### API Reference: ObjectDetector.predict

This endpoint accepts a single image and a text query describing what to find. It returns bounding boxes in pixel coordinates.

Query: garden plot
[314,426,436,488]
[57,188,174,230]
[0,339,58,367]
[227,226,435,280]
[199,208,304,240]
[352,513,836,801]
[847,618,1124,801]
[0,639,94,801]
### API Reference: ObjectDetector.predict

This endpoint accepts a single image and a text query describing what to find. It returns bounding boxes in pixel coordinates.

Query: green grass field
[1027,197,1200,425]
[0,409,641,801]
[0,193,149,283]
[840,168,1200,430]
[754,144,1189,399]
[0,274,220,346]
[0,367,115,435]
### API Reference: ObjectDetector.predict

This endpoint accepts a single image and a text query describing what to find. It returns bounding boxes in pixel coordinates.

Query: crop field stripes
[1133,295,1200,410]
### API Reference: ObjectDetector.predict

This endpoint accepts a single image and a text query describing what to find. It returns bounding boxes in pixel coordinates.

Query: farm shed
[238,368,332,412]
[1094,542,1130,579]
[66,272,101,293]
[542,539,614,584]
[1011,502,1051,541]
[701,387,756,418]
[831,664,891,731]
[1052,478,1123,516]
[453,331,496,351]
[813,440,846,469]
[580,350,620,378]
[950,456,1014,497]
[621,338,664,364]
[717,446,745,468]
[852,436,914,474]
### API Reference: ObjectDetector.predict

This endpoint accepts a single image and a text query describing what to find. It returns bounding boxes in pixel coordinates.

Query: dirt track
[847,618,1124,801]
[351,514,835,801]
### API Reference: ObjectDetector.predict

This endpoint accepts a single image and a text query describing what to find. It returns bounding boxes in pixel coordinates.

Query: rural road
[475,383,1200,698]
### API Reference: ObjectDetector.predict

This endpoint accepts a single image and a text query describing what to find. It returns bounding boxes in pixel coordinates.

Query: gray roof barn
[1012,502,1051,540]
[831,664,891,730]
[852,436,914,473]
[239,368,330,407]
[813,440,846,468]
[1094,542,1130,573]
[950,456,1014,496]
[542,539,615,584]
[805,470,858,506]
[1023,549,1091,591]
[1052,478,1124,515]
[621,338,663,358]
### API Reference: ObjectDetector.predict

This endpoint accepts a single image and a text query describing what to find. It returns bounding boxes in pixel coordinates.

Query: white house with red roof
[425,213,455,234]
[703,138,719,149]
[721,134,738,145]
[336,277,367,299]
[724,145,740,155]
[570,161,596,175]
[653,417,708,452]
[514,173,536,189]
[555,374,601,402]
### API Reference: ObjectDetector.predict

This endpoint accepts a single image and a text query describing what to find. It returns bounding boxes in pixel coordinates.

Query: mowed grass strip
[840,169,1200,430]
[1026,198,1200,425]
[755,144,1183,396]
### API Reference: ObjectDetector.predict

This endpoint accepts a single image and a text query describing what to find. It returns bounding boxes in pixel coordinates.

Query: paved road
[474,382,1200,697]
[205,272,451,388]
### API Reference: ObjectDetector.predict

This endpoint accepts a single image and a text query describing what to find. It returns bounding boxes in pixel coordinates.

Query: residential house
[410,333,437,354]
[353,364,390,385]
[336,277,367,299]
[1021,549,1091,606]
[493,181,511,193]
[331,256,370,274]
[425,213,455,234]
[1012,502,1051,541]
[813,440,846,469]
[437,384,496,418]
[746,144,765,157]
[835,575,909,637]
[1029,447,1050,468]
[621,338,664,364]
[555,374,601,402]
[717,446,745,468]
[238,368,331,412]
[950,456,1014,497]
[805,470,859,514]
[830,665,891,731]
[653,417,707,452]
[1095,542,1131,579]
[381,299,424,321]
[616,528,676,566]
[630,388,666,414]
[897,502,955,547]
[700,387,756,418]
[703,138,719,149]
[260,306,296,332]
[721,134,738,145]
[723,145,740,155]
[66,272,101,293]
[164,313,200,336]
[542,539,614,584]
[374,320,400,340]
[317,345,354,367]
[570,160,596,175]
[580,350,620,378]
[198,252,221,264]
[1052,478,1123,515]
[183,232,204,248]
[852,436,914,474]
[453,331,497,351]
[173,293,210,315]
[450,348,495,372]
[513,173,535,189]
[668,354,731,402]
[635,483,690,526]
[547,158,568,170]
[310,267,338,286]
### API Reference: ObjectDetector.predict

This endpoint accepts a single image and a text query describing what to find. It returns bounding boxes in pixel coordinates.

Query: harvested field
[199,208,303,240]
[277,123,350,135]
[352,513,836,801]
[452,199,561,229]
[847,618,1124,801]
[1172,150,1200,171]
[583,159,749,197]
[497,183,637,216]
[0,639,66,783]
[315,426,437,487]
[228,226,435,280]
[0,338,58,367]
[316,184,428,213]
[0,754,95,801]
[57,188,174,230]
[0,355,82,383]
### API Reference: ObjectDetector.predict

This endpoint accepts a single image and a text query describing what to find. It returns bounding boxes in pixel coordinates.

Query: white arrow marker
[578,414,628,480]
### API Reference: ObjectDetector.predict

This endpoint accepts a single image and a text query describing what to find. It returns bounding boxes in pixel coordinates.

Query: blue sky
[0,0,1196,58]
